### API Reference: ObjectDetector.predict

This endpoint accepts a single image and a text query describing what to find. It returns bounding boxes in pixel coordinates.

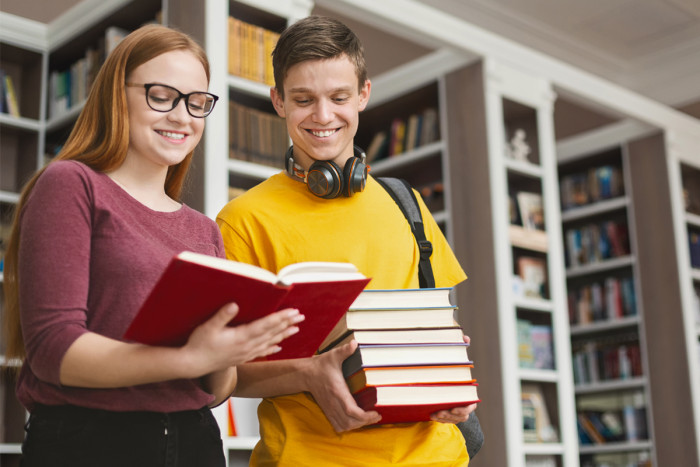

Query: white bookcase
[445,58,579,467]
[666,130,700,467]
[4,1,700,466]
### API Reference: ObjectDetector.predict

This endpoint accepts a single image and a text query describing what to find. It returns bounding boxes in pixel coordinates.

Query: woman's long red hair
[2,24,210,362]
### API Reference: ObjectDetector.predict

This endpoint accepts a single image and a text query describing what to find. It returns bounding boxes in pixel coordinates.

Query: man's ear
[358,79,371,112]
[270,87,286,118]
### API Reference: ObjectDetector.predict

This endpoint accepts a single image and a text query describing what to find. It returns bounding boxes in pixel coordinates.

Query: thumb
[335,339,358,359]
[210,302,239,328]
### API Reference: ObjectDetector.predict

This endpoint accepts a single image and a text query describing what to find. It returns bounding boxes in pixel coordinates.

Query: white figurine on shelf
[505,128,531,162]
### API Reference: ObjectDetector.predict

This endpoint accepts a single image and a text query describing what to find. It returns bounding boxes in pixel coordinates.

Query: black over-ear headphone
[285,145,368,199]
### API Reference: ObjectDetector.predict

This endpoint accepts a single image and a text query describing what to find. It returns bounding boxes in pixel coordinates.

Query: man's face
[271,55,371,170]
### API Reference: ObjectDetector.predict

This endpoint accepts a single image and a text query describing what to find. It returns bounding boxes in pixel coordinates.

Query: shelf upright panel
[663,129,700,467]
[445,57,578,467]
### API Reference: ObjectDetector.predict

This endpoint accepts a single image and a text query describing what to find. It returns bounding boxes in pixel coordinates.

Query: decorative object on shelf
[505,128,531,162]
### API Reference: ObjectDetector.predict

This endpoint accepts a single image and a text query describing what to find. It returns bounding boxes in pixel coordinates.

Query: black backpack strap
[376,177,435,288]
[377,177,483,459]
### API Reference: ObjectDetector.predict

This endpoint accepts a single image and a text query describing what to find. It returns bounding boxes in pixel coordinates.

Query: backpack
[376,177,484,460]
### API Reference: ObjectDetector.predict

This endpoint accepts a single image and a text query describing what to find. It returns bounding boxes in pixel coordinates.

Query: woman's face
[124,50,208,170]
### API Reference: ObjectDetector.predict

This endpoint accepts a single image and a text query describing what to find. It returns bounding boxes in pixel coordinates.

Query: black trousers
[21,404,225,467]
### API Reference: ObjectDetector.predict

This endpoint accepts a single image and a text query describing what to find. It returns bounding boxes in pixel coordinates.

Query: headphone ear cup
[343,157,368,197]
[307,160,344,199]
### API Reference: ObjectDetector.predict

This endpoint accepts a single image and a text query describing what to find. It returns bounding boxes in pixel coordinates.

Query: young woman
[2,24,303,467]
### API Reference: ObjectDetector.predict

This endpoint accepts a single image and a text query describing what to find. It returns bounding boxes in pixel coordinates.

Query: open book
[123,251,371,360]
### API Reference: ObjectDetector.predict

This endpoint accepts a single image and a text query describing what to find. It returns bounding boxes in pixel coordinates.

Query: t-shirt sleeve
[216,200,260,266]
[18,161,93,384]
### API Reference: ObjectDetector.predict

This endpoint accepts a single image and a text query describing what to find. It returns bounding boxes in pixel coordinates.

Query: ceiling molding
[0,12,48,50]
[315,0,700,139]
[47,0,130,50]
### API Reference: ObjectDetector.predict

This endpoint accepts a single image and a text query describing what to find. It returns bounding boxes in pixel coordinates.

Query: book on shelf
[123,251,370,360]
[521,383,558,443]
[345,364,474,394]
[404,113,421,152]
[689,230,700,268]
[365,130,389,163]
[228,100,288,169]
[228,16,279,86]
[572,336,642,385]
[2,73,20,117]
[560,164,624,210]
[517,256,547,299]
[530,324,554,370]
[341,343,471,377]
[0,69,6,114]
[419,107,439,146]
[354,382,479,425]
[517,319,535,368]
[568,276,637,326]
[105,26,128,56]
[516,191,545,230]
[389,117,406,156]
[518,319,554,370]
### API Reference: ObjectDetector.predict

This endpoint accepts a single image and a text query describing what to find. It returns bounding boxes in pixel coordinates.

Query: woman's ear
[270,87,286,118]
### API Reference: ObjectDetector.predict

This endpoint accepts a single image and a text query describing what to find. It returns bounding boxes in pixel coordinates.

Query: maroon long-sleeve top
[16,160,224,412]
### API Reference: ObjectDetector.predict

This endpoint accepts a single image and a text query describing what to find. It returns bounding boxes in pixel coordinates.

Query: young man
[217,15,477,466]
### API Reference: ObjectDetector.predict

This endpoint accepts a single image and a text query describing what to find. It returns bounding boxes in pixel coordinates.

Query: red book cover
[354,383,480,425]
[123,251,371,360]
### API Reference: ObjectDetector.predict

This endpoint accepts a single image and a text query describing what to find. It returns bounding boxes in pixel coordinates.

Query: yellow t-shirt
[217,173,469,466]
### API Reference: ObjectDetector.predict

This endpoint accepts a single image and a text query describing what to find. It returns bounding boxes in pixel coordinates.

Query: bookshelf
[667,130,700,467]
[3,1,700,465]
[557,122,654,467]
[556,115,700,466]
[0,16,46,467]
[446,58,578,467]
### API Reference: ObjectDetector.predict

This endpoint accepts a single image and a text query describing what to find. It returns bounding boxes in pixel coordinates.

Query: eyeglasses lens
[146,85,215,118]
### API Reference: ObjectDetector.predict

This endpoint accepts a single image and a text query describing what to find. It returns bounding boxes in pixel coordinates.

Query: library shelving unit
[666,130,700,467]
[445,58,578,467]
[202,1,468,462]
[556,118,700,467]
[0,14,46,467]
[356,80,451,227]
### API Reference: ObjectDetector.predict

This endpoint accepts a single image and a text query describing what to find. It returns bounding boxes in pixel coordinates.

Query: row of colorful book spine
[228,17,279,86]
[567,276,636,326]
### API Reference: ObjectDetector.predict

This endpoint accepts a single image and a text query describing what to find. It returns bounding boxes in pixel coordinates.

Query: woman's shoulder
[40,159,98,183]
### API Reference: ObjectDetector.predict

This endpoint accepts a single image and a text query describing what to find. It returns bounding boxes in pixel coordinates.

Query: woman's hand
[183,303,305,377]
[304,341,381,432]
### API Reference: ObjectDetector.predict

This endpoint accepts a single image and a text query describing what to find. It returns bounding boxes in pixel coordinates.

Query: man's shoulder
[217,173,287,219]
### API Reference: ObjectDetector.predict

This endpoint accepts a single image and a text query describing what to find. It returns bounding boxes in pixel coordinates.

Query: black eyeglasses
[126,83,219,118]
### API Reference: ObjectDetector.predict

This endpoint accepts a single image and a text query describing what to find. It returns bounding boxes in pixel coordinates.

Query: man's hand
[305,341,381,432]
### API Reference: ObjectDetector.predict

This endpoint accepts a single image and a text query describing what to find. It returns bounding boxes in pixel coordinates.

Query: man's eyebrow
[287,86,354,94]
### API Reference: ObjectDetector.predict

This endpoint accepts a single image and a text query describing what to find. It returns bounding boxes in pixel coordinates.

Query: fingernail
[287,326,300,336]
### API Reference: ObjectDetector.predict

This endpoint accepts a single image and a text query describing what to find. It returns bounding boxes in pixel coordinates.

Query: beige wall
[0,0,81,23]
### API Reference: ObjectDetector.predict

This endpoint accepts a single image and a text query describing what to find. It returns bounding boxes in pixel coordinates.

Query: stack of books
[319,288,480,424]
